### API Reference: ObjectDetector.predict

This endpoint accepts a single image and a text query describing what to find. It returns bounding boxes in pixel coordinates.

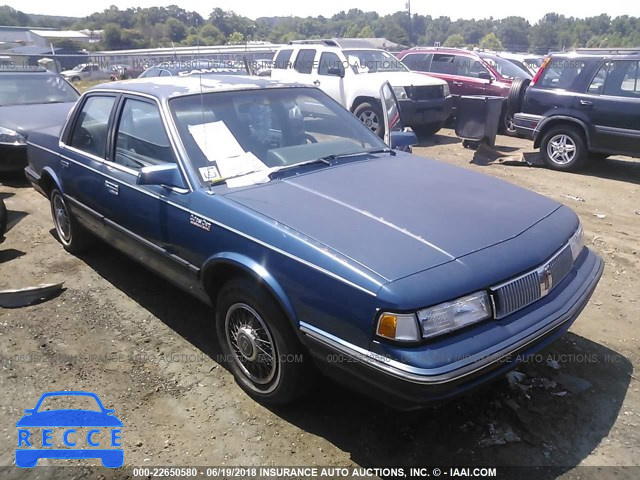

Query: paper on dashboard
[188,121,268,178]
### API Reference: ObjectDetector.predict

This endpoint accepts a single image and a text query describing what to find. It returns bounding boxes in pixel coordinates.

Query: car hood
[224,153,561,282]
[16,410,123,427]
[362,71,447,87]
[0,102,76,138]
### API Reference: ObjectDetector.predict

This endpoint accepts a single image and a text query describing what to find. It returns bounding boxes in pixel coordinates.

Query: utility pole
[406,1,413,45]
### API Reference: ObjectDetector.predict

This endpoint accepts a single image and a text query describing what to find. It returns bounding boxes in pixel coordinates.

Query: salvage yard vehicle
[396,47,527,135]
[270,39,453,137]
[26,76,603,409]
[509,51,640,171]
[0,68,79,172]
[60,63,114,83]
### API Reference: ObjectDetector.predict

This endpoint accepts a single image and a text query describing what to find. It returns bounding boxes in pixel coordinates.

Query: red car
[397,48,527,134]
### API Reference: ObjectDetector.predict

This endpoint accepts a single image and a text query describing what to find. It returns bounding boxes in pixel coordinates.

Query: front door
[577,59,640,155]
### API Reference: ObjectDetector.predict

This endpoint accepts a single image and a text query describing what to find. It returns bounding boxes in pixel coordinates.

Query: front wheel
[413,123,441,137]
[50,189,93,253]
[502,113,517,136]
[540,125,588,172]
[215,277,314,405]
[352,101,385,138]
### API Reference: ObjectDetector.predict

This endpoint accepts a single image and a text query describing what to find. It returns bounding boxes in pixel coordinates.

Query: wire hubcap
[225,303,277,385]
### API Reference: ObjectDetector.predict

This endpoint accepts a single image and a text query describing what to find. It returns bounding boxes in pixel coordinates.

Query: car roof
[399,47,479,57]
[91,75,308,99]
[0,67,54,74]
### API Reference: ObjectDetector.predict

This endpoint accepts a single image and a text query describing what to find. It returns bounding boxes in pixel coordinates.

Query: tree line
[1,4,639,53]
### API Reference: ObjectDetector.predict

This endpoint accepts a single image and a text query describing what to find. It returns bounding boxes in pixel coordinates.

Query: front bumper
[301,248,603,409]
[0,145,27,172]
[399,95,453,127]
[513,112,544,140]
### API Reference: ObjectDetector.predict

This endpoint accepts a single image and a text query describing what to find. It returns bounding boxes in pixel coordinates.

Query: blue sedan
[25,76,603,409]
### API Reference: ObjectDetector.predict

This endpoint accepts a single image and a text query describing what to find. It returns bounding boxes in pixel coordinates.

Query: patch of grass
[74,79,111,93]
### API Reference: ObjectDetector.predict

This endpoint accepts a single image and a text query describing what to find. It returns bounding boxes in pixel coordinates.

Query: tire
[506,78,530,115]
[413,123,441,137]
[0,198,7,240]
[502,112,517,136]
[215,277,315,405]
[71,76,81,83]
[540,125,588,172]
[49,189,93,253]
[352,101,385,138]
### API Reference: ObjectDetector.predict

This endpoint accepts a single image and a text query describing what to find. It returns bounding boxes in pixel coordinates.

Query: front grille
[408,85,443,100]
[491,243,575,319]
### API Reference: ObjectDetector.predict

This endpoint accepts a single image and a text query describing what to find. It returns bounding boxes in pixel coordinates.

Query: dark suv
[510,51,640,171]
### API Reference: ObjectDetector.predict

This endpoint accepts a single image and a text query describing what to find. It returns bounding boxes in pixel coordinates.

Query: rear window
[274,49,293,69]
[538,58,586,90]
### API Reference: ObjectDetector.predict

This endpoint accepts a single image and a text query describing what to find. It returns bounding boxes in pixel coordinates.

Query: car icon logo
[15,391,123,468]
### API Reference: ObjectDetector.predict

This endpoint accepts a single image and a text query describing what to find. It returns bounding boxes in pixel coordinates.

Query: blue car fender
[200,252,298,327]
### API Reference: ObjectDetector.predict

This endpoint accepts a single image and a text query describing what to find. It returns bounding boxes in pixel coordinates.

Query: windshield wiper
[268,157,332,178]
[209,169,268,186]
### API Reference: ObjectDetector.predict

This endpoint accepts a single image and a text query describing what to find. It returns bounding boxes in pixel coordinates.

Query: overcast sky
[8,0,640,23]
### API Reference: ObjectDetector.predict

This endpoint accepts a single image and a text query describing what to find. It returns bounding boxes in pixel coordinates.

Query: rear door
[576,59,640,154]
[61,94,118,234]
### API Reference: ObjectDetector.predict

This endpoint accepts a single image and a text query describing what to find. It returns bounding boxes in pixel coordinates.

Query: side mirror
[327,67,345,78]
[137,164,186,189]
[24,409,34,414]
[478,72,493,82]
[390,131,418,151]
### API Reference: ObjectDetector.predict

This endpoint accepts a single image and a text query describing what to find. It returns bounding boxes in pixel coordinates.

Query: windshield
[72,64,85,71]
[0,74,79,106]
[170,87,386,186]
[342,49,408,73]
[36,395,101,412]
[481,55,532,80]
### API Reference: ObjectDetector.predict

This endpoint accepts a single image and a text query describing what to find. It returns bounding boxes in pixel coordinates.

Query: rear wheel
[215,277,315,405]
[0,198,7,240]
[49,189,93,253]
[540,125,588,172]
[502,113,517,136]
[352,101,385,138]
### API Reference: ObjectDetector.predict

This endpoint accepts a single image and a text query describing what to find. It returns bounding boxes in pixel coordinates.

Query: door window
[113,98,175,170]
[430,54,456,75]
[588,62,610,94]
[402,53,430,72]
[604,60,640,98]
[69,96,116,158]
[294,49,317,74]
[318,52,344,76]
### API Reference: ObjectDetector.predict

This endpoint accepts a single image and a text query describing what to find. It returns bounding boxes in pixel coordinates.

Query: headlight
[0,126,27,146]
[417,291,491,340]
[392,86,409,99]
[568,223,585,261]
[376,312,420,342]
[442,83,451,97]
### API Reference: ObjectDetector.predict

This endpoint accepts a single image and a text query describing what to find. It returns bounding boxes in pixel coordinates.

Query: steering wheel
[305,133,318,144]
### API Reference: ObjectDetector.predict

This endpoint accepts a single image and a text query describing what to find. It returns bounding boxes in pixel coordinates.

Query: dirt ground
[0,130,638,479]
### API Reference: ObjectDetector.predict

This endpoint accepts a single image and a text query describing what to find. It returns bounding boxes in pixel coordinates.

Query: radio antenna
[196,19,209,172]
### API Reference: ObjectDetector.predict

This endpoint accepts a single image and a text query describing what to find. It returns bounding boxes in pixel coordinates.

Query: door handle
[60,159,70,169]
[579,100,593,107]
[105,180,119,196]
[452,81,464,86]
[313,80,321,86]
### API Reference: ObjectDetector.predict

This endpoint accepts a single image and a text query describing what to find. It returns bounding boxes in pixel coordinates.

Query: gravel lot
[0,129,638,479]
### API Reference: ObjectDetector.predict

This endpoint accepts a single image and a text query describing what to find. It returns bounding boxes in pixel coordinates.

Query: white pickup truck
[270,40,453,137]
